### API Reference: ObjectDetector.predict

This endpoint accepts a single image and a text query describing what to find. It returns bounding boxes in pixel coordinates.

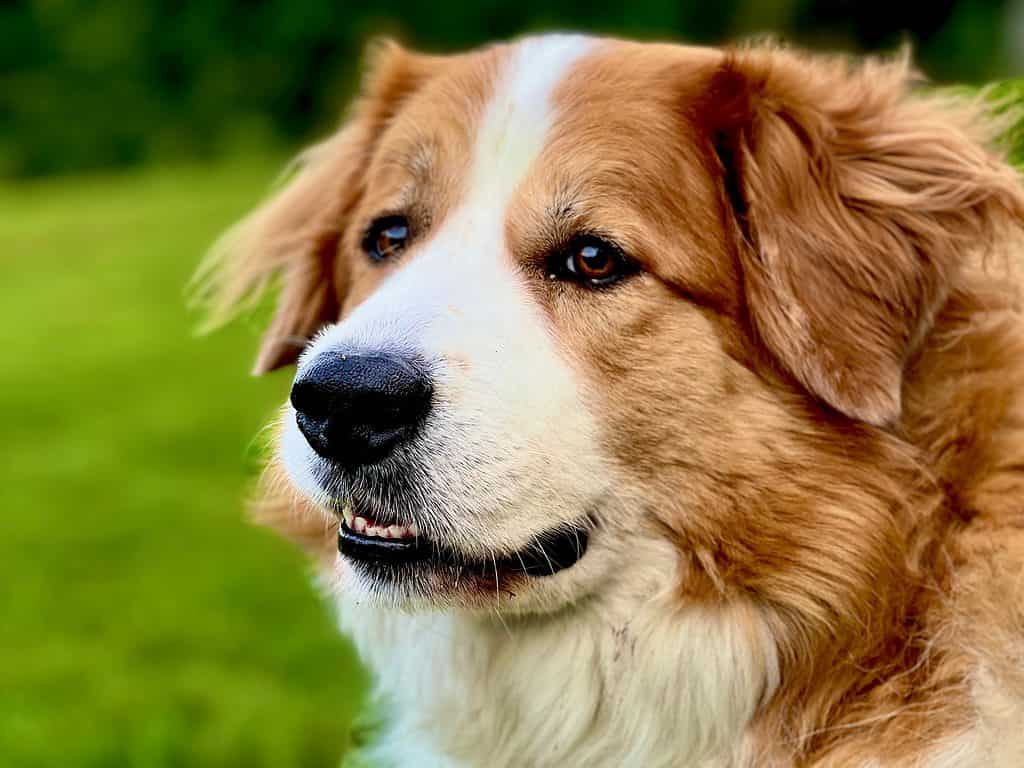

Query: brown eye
[364,216,410,262]
[554,236,635,287]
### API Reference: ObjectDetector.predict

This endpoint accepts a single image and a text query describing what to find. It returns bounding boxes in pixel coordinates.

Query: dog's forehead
[377,36,723,222]
[347,35,735,311]
[387,37,697,193]
[457,36,718,197]
[381,35,600,226]
[465,35,595,207]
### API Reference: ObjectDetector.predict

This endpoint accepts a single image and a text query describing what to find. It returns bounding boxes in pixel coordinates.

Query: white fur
[284,35,781,767]
[923,666,1024,768]
[338,536,778,768]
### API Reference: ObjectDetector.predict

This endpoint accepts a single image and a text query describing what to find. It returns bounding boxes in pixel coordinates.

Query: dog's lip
[338,522,428,563]
[336,517,591,578]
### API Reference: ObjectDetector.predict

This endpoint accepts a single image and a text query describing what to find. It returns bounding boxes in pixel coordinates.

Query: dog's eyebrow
[542,186,584,232]
[509,189,590,263]
[406,140,435,180]
[549,189,577,223]
[378,138,436,183]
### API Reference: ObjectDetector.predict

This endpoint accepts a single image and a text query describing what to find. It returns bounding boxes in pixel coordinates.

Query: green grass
[0,159,368,767]
[991,79,1024,166]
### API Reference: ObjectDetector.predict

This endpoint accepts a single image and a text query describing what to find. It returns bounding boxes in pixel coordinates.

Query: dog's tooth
[347,514,419,540]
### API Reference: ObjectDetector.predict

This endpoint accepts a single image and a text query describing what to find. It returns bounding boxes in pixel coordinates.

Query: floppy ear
[702,46,1024,425]
[195,40,439,374]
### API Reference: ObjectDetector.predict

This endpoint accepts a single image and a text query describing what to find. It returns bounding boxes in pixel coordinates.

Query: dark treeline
[0,0,1018,178]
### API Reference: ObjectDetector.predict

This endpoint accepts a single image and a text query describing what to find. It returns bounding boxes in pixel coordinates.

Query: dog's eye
[363,216,410,262]
[552,236,635,287]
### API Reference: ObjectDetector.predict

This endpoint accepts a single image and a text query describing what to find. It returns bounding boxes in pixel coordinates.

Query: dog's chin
[330,500,594,610]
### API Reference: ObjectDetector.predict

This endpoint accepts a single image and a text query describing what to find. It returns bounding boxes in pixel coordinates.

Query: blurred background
[1,2,1021,767]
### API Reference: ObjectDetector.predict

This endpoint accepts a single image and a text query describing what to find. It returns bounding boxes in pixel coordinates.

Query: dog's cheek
[552,282,738,479]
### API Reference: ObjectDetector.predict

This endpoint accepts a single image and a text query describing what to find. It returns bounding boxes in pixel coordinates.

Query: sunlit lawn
[0,159,368,767]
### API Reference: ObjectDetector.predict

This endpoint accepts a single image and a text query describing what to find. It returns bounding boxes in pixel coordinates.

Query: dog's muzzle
[289,346,593,585]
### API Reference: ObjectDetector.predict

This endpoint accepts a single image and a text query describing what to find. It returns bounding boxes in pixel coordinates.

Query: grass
[0,158,368,768]
[990,79,1024,166]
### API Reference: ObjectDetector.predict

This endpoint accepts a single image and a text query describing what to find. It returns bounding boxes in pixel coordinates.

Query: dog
[200,34,1024,767]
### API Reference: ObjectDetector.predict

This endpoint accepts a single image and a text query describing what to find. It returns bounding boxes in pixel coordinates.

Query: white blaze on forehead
[467,34,593,212]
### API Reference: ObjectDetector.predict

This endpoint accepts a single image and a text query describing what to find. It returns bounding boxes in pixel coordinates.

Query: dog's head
[204,35,1023,613]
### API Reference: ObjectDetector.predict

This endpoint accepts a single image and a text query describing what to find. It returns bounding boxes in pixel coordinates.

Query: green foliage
[992,79,1024,166]
[0,158,368,767]
[0,0,1017,178]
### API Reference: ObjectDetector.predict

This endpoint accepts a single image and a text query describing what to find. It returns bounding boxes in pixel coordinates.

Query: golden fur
[202,36,1024,766]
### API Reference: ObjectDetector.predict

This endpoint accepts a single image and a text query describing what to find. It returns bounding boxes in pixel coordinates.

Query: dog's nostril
[289,376,332,422]
[290,351,433,466]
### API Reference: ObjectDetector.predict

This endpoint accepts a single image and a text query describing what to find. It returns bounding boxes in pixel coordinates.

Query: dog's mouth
[335,501,590,578]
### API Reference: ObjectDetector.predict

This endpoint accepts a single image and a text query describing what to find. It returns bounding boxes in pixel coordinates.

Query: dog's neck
[337,537,777,768]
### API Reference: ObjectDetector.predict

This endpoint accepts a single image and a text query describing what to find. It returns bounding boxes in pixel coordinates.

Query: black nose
[290,352,433,466]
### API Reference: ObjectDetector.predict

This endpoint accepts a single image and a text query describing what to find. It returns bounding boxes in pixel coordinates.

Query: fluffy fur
[201,34,1024,767]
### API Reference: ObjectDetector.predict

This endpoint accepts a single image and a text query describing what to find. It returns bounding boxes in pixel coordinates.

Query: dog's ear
[700,46,1024,425]
[196,40,441,374]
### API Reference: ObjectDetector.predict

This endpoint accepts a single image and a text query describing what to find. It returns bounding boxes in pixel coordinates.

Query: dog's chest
[337,597,772,768]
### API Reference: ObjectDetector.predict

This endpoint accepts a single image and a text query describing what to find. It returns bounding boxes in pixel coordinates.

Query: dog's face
[285,37,724,609]
[209,35,1021,614]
